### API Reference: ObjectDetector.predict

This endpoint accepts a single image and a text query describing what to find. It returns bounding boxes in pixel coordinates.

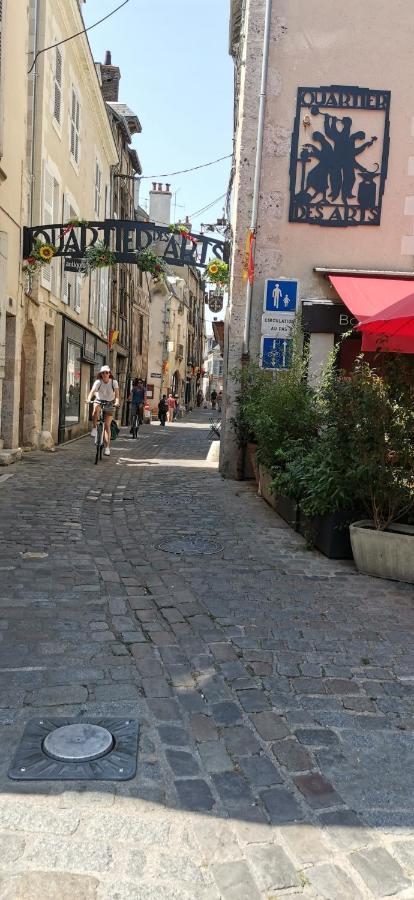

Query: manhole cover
[157,537,223,555]
[43,724,114,762]
[8,718,139,782]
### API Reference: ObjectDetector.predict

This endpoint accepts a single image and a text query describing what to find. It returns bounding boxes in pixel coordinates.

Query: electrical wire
[188,193,227,220]
[28,0,132,74]
[140,155,232,179]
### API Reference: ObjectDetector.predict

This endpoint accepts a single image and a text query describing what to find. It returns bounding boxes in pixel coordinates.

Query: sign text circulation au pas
[23,219,229,271]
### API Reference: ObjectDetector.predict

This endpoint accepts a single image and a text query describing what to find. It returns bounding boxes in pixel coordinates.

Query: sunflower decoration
[23,239,57,274]
[205,259,229,286]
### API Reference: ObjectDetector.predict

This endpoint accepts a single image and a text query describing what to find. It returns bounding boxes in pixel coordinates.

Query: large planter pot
[258,465,299,529]
[246,442,259,483]
[258,465,277,509]
[275,494,299,531]
[299,509,356,559]
[350,520,414,583]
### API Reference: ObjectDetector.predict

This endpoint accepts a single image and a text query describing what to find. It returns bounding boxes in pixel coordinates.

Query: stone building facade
[146,185,205,414]
[0,0,118,454]
[0,0,31,461]
[97,53,150,425]
[221,0,414,476]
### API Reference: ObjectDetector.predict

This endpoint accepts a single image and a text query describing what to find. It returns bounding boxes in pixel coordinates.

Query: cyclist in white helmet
[86,365,120,456]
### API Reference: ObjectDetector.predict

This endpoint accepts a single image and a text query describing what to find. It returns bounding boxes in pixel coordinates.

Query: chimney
[149,182,173,225]
[100,50,121,102]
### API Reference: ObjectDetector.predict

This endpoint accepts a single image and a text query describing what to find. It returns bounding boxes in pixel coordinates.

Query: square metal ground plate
[8,717,139,781]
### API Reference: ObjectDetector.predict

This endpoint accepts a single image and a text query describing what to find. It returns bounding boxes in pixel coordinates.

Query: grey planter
[299,509,356,559]
[350,520,414,583]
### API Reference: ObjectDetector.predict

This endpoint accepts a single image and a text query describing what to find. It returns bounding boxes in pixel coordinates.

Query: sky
[83,0,234,235]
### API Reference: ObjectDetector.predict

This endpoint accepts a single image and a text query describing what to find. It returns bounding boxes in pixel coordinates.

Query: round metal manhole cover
[43,724,114,762]
[157,537,223,556]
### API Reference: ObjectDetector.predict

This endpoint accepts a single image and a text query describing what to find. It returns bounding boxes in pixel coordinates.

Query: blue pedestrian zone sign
[264,279,298,313]
[261,337,293,370]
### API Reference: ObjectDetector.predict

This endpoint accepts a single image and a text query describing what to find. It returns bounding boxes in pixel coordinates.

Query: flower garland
[205,259,229,286]
[135,248,166,278]
[82,241,116,272]
[23,239,57,274]
[168,222,197,246]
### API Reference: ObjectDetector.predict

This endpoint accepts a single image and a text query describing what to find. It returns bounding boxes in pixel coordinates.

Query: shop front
[302,300,362,377]
[58,316,108,444]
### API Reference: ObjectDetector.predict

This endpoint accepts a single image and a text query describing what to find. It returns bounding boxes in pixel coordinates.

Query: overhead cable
[189,193,227,220]
[140,155,232,179]
[28,0,132,74]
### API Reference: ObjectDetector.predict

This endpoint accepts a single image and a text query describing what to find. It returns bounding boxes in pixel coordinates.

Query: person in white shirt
[86,365,120,456]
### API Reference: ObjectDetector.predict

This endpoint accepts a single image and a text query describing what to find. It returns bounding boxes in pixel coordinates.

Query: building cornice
[229,0,243,57]
[56,0,118,166]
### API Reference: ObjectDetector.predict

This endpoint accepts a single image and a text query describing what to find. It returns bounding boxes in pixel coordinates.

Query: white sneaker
[91,427,97,438]
[104,447,110,457]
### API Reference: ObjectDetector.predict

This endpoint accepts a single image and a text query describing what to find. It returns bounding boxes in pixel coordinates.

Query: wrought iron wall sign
[208,291,224,313]
[23,220,229,270]
[289,85,391,227]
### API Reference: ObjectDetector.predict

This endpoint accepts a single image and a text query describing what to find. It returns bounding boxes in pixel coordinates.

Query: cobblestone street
[0,410,414,899]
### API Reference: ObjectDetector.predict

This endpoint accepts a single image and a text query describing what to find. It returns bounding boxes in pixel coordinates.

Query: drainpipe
[242,0,272,355]
[29,0,41,226]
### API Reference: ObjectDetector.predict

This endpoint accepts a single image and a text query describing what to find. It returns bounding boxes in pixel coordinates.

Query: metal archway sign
[23,219,229,271]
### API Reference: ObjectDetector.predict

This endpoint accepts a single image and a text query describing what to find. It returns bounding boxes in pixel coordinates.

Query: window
[53,48,62,125]
[94,161,101,217]
[64,341,81,425]
[42,164,60,293]
[70,87,80,165]
[138,314,143,355]
[62,197,81,311]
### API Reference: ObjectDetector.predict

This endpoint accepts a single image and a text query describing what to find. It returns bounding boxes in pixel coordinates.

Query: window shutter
[89,270,97,325]
[75,96,80,163]
[99,268,108,333]
[61,195,70,303]
[75,274,82,313]
[95,162,101,217]
[41,165,55,289]
[53,48,62,124]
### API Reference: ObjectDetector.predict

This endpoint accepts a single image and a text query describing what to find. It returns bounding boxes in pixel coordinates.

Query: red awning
[328,275,414,353]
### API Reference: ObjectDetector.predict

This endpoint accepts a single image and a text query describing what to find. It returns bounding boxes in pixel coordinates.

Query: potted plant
[346,360,414,581]
[205,259,229,286]
[135,248,166,280]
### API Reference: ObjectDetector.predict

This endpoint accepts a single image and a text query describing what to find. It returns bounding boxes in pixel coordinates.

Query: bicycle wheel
[95,421,103,465]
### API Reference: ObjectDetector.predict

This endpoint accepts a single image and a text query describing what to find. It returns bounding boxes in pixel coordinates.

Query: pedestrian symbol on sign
[261,337,293,370]
[264,279,298,313]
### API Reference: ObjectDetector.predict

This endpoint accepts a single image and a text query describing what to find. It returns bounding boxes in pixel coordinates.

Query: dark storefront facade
[58,316,108,444]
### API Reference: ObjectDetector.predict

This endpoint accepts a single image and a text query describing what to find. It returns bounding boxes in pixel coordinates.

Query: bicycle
[131,407,140,439]
[88,399,114,465]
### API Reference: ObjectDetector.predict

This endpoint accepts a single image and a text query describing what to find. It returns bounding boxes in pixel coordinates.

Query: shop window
[65,341,81,425]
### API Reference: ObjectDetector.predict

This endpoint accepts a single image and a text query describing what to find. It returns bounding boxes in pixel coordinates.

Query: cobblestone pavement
[0,410,414,899]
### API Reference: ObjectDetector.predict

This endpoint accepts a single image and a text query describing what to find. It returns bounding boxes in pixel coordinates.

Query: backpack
[110,420,120,441]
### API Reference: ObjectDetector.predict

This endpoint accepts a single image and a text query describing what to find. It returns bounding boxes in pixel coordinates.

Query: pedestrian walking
[128,378,146,430]
[86,365,120,456]
[158,394,168,427]
[196,389,203,407]
[210,388,217,409]
[167,393,176,423]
